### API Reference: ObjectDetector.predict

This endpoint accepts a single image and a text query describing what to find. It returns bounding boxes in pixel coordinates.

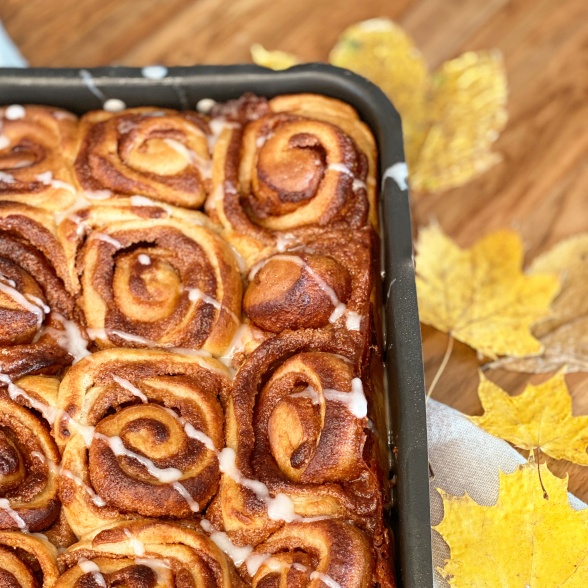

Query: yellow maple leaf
[415,224,560,358]
[493,233,588,373]
[435,462,588,587]
[250,43,300,70]
[329,18,508,193]
[471,371,588,464]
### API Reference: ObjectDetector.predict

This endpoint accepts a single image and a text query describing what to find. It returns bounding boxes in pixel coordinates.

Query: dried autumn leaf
[471,371,588,464]
[250,43,300,70]
[415,224,560,358]
[329,18,508,192]
[435,462,588,587]
[492,233,588,373]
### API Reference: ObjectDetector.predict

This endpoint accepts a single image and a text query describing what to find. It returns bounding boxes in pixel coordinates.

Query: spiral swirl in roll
[244,228,376,337]
[0,202,80,378]
[77,211,242,356]
[0,396,61,532]
[0,531,59,588]
[74,108,212,209]
[0,105,78,211]
[56,348,230,537]
[246,520,375,588]
[206,95,377,263]
[56,520,244,588]
[208,330,382,546]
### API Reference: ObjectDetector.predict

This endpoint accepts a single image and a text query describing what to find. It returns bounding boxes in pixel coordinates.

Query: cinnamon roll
[0,531,59,588]
[244,228,377,341]
[245,520,377,588]
[0,105,78,211]
[208,331,384,546]
[74,108,212,209]
[207,94,377,263]
[55,348,230,537]
[55,520,244,588]
[0,202,81,378]
[76,212,242,356]
[0,396,61,532]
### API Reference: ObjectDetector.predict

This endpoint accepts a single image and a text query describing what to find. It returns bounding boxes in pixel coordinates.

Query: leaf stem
[427,335,454,402]
[535,448,549,500]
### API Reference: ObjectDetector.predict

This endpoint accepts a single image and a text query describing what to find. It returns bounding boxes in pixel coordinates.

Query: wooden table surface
[3,0,588,498]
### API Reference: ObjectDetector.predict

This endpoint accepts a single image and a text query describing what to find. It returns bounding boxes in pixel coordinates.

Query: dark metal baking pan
[0,63,432,588]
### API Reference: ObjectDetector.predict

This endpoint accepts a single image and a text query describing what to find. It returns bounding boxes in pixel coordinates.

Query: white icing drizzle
[35,171,76,193]
[56,463,107,508]
[328,163,367,190]
[123,528,146,556]
[141,65,168,79]
[276,233,298,253]
[34,450,99,506]
[138,254,151,265]
[4,105,25,121]
[171,482,199,512]
[77,559,107,587]
[86,328,213,359]
[310,571,342,588]
[0,171,16,184]
[323,378,367,419]
[207,118,238,151]
[229,244,247,274]
[79,70,106,101]
[218,448,297,522]
[196,98,216,114]
[382,162,408,191]
[246,553,272,576]
[255,131,274,149]
[0,371,62,425]
[112,375,148,403]
[219,323,252,368]
[0,498,28,530]
[290,385,320,405]
[188,288,240,325]
[104,98,127,113]
[0,278,47,328]
[345,311,362,331]
[200,519,254,566]
[49,313,92,364]
[163,138,212,179]
[95,433,183,483]
[92,233,123,249]
[0,135,10,149]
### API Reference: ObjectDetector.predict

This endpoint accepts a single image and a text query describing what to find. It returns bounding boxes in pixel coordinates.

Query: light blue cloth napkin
[0,21,27,67]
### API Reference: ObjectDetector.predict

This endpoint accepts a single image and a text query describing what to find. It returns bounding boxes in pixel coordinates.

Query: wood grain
[2,0,588,498]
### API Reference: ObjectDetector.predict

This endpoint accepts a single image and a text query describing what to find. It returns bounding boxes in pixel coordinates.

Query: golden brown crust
[0,397,61,532]
[0,531,59,588]
[209,330,383,546]
[56,520,245,588]
[0,202,80,378]
[74,108,212,209]
[54,348,231,537]
[0,106,78,212]
[206,94,377,266]
[77,214,242,356]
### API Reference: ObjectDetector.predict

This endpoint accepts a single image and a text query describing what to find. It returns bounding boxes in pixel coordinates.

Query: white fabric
[427,398,586,587]
[0,21,27,67]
